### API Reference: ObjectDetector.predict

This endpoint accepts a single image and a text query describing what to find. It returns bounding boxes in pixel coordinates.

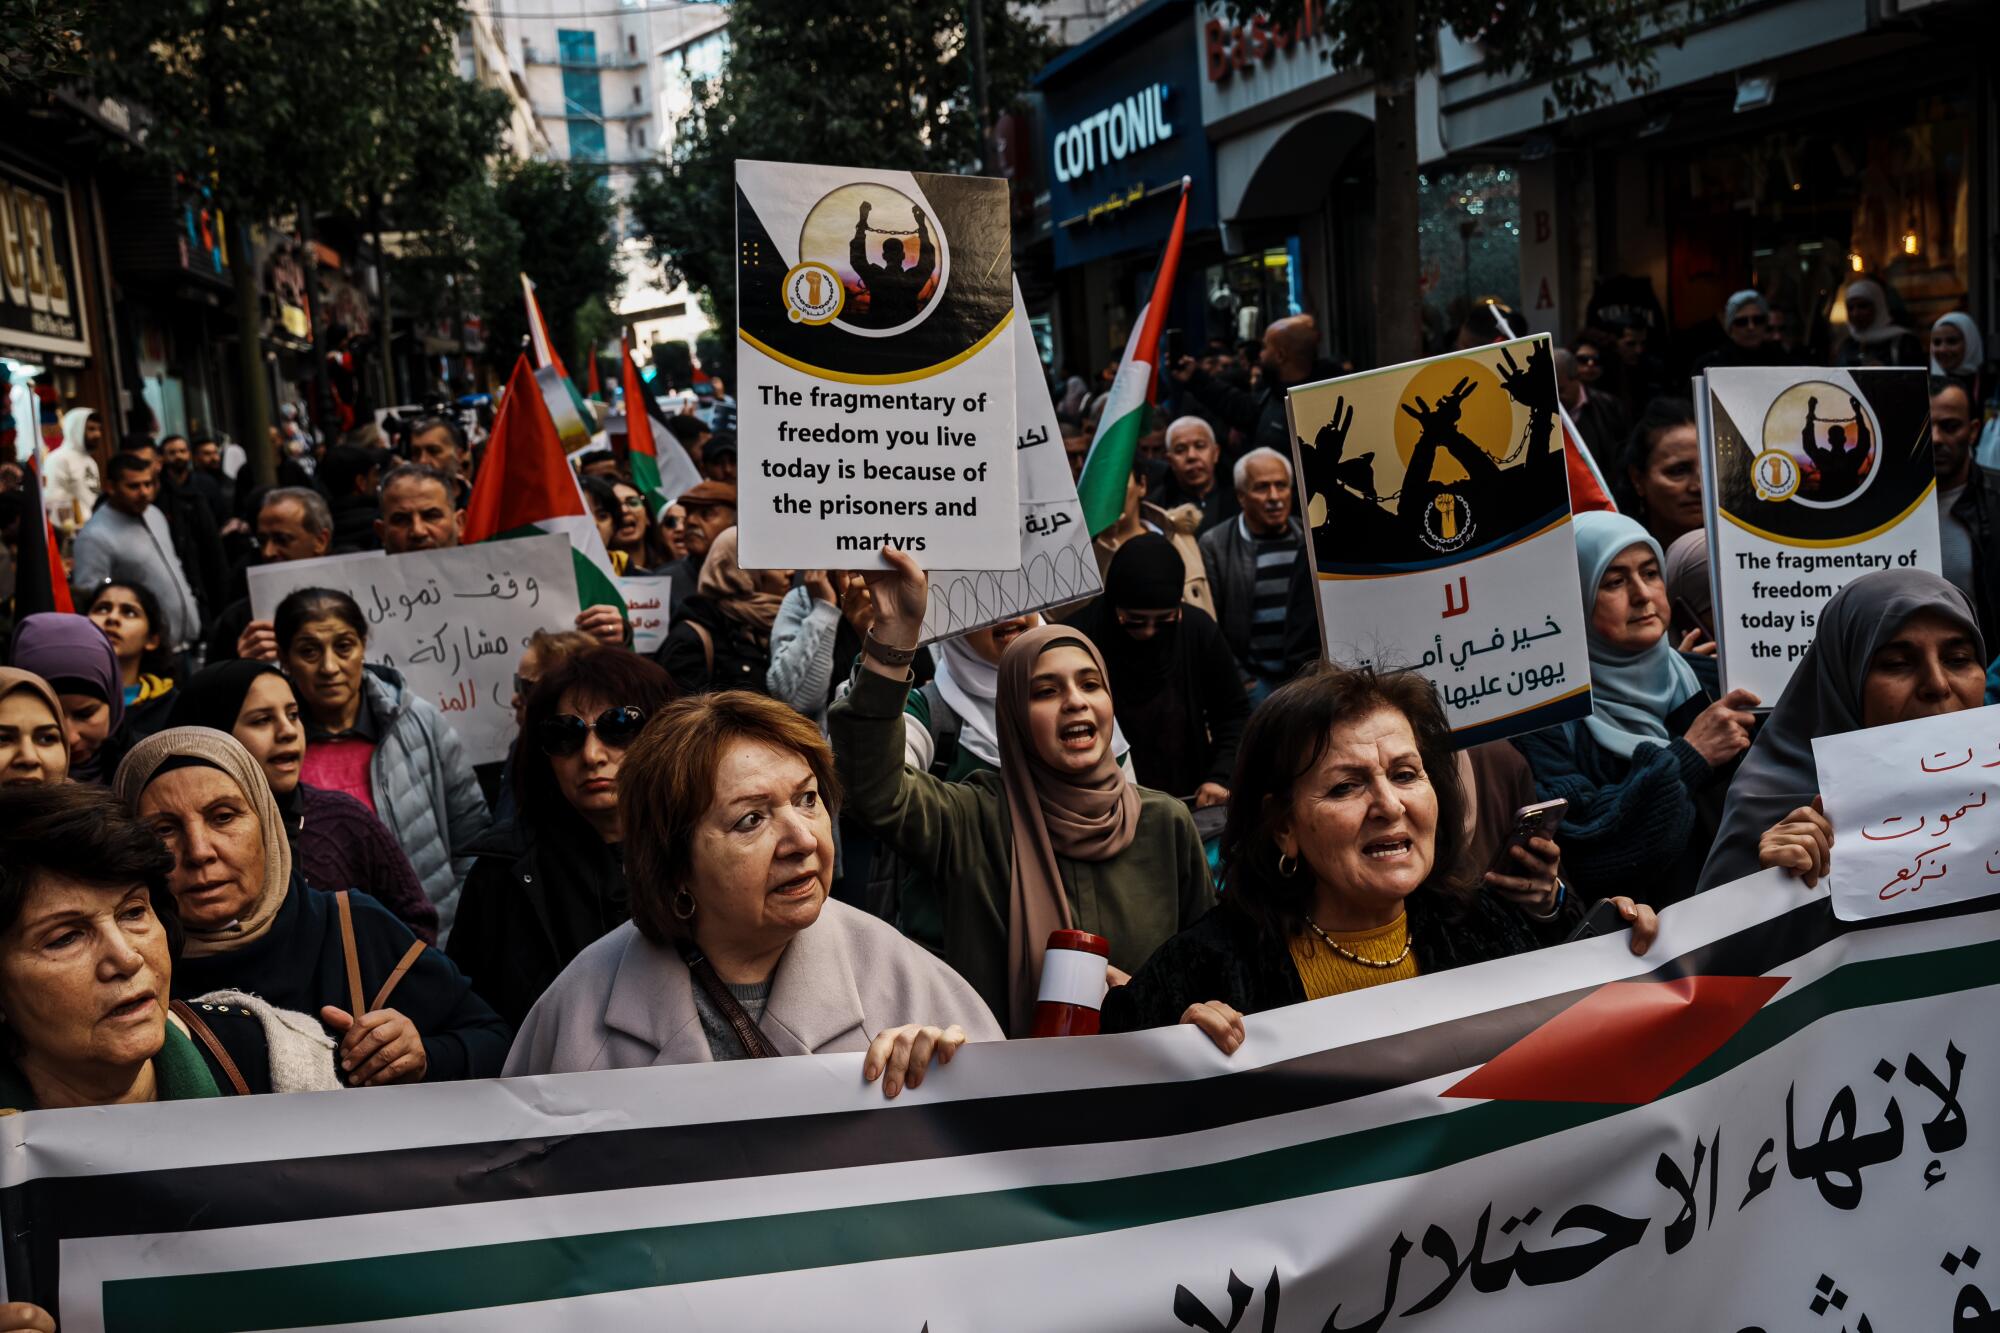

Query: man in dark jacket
[1149,416,1238,533]
[1169,314,1337,462]
[1198,447,1312,703]
[320,443,388,552]
[1932,380,2000,647]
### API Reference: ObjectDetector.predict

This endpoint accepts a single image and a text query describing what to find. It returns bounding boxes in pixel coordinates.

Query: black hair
[105,452,153,483]
[86,579,177,681]
[664,415,707,449]
[321,443,390,497]
[274,587,368,653]
[574,449,616,472]
[410,415,465,450]
[1614,396,1698,513]
[0,783,183,966]
[516,646,677,834]
[579,474,621,521]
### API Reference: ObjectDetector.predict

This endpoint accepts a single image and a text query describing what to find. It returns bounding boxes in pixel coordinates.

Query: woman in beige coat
[505,690,999,1097]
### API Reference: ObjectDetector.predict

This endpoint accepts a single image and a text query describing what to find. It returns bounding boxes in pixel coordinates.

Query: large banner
[5,876,1992,1330]
[735,160,1018,571]
[1699,366,1939,704]
[1287,335,1592,745]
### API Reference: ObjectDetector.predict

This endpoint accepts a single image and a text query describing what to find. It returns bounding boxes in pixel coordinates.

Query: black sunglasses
[537,706,648,757]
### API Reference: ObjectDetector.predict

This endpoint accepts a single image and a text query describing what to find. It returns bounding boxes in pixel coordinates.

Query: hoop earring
[672,887,697,921]
[1277,852,1299,878]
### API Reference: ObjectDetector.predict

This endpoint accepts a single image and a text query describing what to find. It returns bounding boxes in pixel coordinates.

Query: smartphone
[1565,898,1627,943]
[1487,798,1567,877]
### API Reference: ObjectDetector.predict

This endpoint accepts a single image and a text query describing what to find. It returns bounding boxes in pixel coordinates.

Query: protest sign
[1286,334,1592,745]
[921,284,1101,643]
[1815,701,2000,921]
[735,159,1018,570]
[246,534,581,765]
[1699,366,1939,703]
[6,875,1991,1330]
[615,574,672,654]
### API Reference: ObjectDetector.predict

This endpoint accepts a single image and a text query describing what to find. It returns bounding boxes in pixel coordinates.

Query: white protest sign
[246,535,582,766]
[1815,702,2000,921]
[921,284,1101,643]
[614,575,672,654]
[1700,367,1939,704]
[735,159,1018,570]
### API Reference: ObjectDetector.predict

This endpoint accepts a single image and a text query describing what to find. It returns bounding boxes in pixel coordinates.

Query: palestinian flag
[463,354,624,616]
[521,273,595,427]
[1077,179,1191,536]
[13,457,71,615]
[620,330,700,511]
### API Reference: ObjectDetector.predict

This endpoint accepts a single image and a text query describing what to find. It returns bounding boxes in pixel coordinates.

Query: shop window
[1205,247,1301,349]
[1417,166,1521,352]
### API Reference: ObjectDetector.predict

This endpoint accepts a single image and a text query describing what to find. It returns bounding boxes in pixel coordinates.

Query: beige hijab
[696,527,788,642]
[0,668,71,775]
[114,727,293,957]
[995,625,1140,1036]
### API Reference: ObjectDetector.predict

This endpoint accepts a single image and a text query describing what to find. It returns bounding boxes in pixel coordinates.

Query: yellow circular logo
[1751,447,1801,502]
[783,261,844,325]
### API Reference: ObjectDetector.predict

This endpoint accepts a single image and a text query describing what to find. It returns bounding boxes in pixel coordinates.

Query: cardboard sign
[735,160,1018,570]
[246,535,582,765]
[920,284,1101,643]
[1286,334,1592,745]
[1815,703,2000,920]
[614,575,673,654]
[1699,367,1938,704]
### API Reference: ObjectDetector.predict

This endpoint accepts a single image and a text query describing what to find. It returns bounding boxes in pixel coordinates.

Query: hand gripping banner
[4,874,1993,1330]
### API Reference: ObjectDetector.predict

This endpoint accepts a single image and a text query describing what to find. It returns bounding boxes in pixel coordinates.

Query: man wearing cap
[662,480,736,617]
[699,433,738,486]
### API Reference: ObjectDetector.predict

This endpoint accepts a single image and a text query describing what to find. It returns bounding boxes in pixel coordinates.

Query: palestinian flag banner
[621,329,701,510]
[464,354,624,617]
[1077,178,1190,536]
[521,272,596,428]
[5,875,1992,1329]
[14,457,72,615]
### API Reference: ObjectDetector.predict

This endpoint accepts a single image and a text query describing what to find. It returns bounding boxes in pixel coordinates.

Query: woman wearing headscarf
[117,728,509,1083]
[1696,290,1786,371]
[0,669,67,786]
[1514,512,1761,907]
[170,661,438,942]
[1663,529,1717,650]
[1836,278,1925,368]
[1071,534,1246,807]
[1930,311,1986,396]
[829,548,1213,1035]
[1699,571,1985,891]
[658,527,789,694]
[9,612,124,782]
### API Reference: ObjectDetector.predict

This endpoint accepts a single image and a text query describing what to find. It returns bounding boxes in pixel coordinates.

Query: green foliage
[629,0,1053,376]
[475,160,621,372]
[0,0,88,92]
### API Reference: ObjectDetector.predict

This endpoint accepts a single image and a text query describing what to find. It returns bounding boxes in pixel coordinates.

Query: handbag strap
[371,940,428,1013]
[674,938,778,1059]
[170,999,250,1096]
[335,890,366,1020]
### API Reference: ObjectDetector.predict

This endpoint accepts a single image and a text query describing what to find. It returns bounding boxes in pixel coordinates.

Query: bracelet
[1528,881,1566,921]
[861,631,917,668]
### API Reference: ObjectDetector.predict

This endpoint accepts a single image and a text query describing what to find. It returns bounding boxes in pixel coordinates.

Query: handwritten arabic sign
[246,535,581,766]
[614,574,672,655]
[921,284,1102,643]
[5,876,1992,1329]
[1814,702,2000,921]
[1286,335,1592,744]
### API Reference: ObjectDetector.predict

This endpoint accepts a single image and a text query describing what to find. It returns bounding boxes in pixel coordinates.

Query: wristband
[1528,881,1566,921]
[861,631,917,669]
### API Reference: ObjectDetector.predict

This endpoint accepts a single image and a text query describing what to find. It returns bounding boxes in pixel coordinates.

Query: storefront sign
[1196,1,1346,131]
[1202,6,1323,84]
[1051,84,1177,183]
[0,160,88,360]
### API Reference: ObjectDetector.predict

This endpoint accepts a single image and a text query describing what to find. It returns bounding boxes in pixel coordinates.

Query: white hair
[1233,446,1292,491]
[1164,415,1216,449]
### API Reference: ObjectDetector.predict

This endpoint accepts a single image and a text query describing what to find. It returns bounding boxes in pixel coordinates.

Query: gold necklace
[1307,916,1412,969]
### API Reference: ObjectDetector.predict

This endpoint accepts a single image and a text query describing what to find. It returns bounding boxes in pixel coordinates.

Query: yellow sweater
[1288,914,1419,999]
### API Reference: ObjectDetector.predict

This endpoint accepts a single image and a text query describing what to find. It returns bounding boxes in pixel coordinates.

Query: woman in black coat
[656,527,785,695]
[450,647,675,1027]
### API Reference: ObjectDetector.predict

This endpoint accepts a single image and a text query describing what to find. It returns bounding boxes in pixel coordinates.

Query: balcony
[536,100,651,122]
[522,43,646,69]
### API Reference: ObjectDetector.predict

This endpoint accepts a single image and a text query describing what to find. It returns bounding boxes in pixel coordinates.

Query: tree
[475,159,621,374]
[0,0,86,92]
[630,0,1052,382]
[1238,0,1730,364]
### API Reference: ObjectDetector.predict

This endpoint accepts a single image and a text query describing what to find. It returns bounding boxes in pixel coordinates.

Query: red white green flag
[521,272,596,427]
[1076,179,1190,536]
[464,354,625,616]
[621,331,700,510]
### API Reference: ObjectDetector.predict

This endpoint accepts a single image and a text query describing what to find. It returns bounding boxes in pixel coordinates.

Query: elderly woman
[117,728,510,1084]
[0,782,341,1111]
[9,612,123,781]
[84,579,178,741]
[506,690,998,1096]
[453,648,675,1027]
[1103,666,1659,1050]
[170,661,437,941]
[829,549,1213,1036]
[1701,571,1985,891]
[274,587,490,933]
[0,669,68,786]
[1516,512,1760,907]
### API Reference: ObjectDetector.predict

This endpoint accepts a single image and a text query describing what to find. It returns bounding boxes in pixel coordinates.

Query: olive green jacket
[829,667,1215,1026]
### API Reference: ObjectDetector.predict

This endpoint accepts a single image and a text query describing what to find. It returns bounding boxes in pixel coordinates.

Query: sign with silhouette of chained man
[1285,334,1593,745]
[1698,366,1939,705]
[735,161,1018,570]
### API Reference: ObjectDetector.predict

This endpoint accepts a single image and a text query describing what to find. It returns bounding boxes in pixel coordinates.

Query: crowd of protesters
[0,268,1986,1292]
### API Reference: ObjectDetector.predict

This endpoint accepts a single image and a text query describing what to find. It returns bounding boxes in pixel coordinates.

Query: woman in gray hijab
[1698,571,1986,890]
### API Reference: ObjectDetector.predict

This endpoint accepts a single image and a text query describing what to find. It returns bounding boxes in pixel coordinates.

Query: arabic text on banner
[735,160,1019,571]
[1699,366,1939,704]
[1285,334,1592,745]
[7,876,1993,1330]
[614,575,672,655]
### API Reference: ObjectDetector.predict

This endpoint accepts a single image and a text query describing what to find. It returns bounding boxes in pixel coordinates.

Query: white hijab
[932,631,1132,770]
